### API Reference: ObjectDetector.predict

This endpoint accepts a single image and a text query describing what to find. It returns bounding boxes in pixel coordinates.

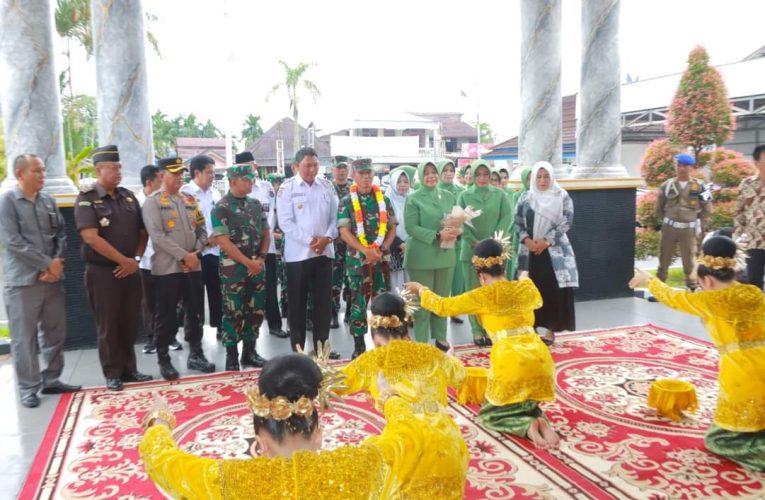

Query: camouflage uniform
[337,189,395,338]
[211,191,268,347]
[332,180,351,316]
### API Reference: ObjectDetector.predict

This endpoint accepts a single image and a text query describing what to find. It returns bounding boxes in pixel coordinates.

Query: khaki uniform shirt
[656,177,711,224]
[142,189,208,275]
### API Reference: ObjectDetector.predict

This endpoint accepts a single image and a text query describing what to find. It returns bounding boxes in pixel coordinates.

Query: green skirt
[477,400,544,437]
[705,424,765,471]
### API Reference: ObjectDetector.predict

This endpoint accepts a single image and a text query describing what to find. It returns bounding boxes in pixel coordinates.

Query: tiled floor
[0,297,708,499]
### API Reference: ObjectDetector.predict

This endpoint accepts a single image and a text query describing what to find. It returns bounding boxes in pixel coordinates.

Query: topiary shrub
[635,228,661,260]
[636,191,660,229]
[638,139,688,188]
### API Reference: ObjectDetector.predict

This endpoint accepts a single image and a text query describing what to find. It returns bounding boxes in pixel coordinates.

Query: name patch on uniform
[78,201,92,207]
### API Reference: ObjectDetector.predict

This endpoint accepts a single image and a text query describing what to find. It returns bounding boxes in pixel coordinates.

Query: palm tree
[240,114,264,147]
[268,61,321,156]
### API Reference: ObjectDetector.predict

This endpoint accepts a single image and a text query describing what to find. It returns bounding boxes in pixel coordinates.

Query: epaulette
[79,185,95,194]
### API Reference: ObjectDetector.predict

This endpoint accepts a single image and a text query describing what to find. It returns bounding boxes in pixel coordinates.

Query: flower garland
[350,184,387,248]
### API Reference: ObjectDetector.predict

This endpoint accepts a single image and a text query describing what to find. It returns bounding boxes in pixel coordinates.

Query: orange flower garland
[350,184,387,248]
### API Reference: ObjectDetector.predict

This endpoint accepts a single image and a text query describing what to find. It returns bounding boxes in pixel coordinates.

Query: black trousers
[265,253,282,332]
[140,269,157,343]
[154,272,204,358]
[286,256,332,351]
[201,254,222,328]
[746,249,765,290]
[85,265,141,379]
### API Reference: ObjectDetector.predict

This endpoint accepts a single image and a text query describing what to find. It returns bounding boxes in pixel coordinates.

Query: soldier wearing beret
[211,164,271,370]
[74,145,152,391]
[337,158,398,358]
[142,157,216,380]
[656,153,712,291]
[330,156,352,328]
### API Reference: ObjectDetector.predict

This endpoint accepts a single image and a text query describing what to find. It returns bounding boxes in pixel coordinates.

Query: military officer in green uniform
[211,164,271,370]
[656,153,712,290]
[337,158,398,358]
[142,157,216,380]
[331,155,352,328]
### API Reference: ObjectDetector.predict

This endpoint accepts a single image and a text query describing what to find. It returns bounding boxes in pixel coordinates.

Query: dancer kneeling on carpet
[340,292,470,499]
[630,235,765,471]
[405,235,560,449]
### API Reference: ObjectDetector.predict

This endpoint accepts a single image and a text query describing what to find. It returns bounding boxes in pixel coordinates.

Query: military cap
[352,158,373,172]
[674,153,697,166]
[92,145,120,164]
[235,151,256,164]
[158,157,186,173]
[228,164,255,181]
[267,173,284,183]
[332,155,351,169]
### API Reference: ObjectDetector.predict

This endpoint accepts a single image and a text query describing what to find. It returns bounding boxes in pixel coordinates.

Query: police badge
[99,217,110,227]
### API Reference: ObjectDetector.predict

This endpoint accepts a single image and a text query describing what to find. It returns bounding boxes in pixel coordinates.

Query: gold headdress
[367,288,419,330]
[471,231,513,269]
[696,254,737,270]
[245,342,346,420]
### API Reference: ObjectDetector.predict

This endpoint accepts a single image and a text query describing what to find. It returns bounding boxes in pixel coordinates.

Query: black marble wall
[567,188,637,301]
[60,207,97,349]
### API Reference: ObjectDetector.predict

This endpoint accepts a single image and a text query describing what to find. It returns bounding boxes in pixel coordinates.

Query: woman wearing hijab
[404,161,460,350]
[437,160,467,324]
[490,169,501,188]
[457,160,514,346]
[385,169,411,292]
[460,163,473,188]
[497,166,511,191]
[515,161,578,345]
[507,166,532,280]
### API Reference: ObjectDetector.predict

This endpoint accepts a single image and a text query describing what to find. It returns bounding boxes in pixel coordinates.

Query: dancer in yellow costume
[140,352,452,499]
[341,292,469,499]
[406,235,560,449]
[630,235,765,471]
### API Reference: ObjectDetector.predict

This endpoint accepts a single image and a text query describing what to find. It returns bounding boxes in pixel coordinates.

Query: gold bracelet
[375,389,399,413]
[143,409,177,431]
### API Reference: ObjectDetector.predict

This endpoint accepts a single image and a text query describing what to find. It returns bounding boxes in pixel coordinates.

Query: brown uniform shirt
[656,177,711,224]
[74,183,144,266]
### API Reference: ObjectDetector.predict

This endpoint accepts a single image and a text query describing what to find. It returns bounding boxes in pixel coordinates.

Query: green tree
[666,46,736,160]
[477,122,494,144]
[152,111,223,156]
[268,61,320,155]
[62,94,97,158]
[240,114,264,146]
[66,145,94,186]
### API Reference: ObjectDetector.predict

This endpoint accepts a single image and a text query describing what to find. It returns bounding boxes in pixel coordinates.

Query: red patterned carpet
[21,325,765,499]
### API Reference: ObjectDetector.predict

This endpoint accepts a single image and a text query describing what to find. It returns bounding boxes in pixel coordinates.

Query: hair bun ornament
[696,254,737,270]
[397,287,419,322]
[245,386,316,421]
[368,312,403,329]
[471,231,513,268]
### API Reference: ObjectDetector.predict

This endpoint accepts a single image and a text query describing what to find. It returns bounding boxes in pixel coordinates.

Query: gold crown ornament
[696,254,737,270]
[471,231,513,269]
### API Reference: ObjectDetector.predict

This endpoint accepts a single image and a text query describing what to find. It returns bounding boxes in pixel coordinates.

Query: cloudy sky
[63,0,765,143]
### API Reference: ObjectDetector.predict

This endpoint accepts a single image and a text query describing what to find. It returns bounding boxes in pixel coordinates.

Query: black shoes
[41,382,82,394]
[121,372,153,383]
[159,360,180,381]
[269,329,290,339]
[435,340,451,353]
[106,378,124,391]
[143,341,157,354]
[169,339,183,351]
[241,342,267,368]
[226,346,240,371]
[352,336,366,359]
[330,314,340,329]
[187,352,215,373]
[450,316,464,324]
[328,350,341,360]
[21,394,40,408]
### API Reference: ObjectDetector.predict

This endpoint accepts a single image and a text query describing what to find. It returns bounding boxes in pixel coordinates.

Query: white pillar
[574,0,628,178]
[0,0,77,194]
[519,0,564,178]
[91,0,154,189]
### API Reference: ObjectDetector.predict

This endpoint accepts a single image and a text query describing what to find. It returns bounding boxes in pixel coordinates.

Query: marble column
[573,0,628,178]
[91,0,153,189]
[0,0,77,194]
[518,0,564,178]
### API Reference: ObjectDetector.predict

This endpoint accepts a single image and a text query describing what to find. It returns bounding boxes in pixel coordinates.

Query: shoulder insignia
[78,200,92,207]
[79,186,95,194]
